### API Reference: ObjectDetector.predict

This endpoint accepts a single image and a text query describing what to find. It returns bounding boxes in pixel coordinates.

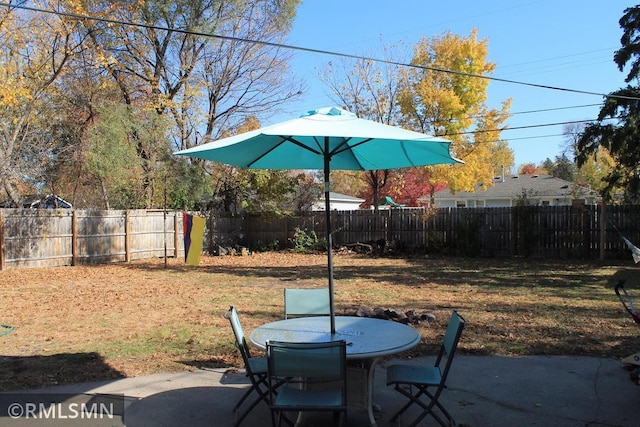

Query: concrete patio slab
[4,355,639,426]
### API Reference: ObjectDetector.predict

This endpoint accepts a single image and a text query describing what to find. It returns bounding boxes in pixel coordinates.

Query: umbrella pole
[323,145,336,335]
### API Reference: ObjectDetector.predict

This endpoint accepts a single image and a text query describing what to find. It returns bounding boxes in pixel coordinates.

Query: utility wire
[496,59,613,79]
[4,1,612,141]
[495,47,617,70]
[440,118,618,137]
[463,103,603,120]
[502,133,564,141]
[509,103,602,116]
[3,2,640,102]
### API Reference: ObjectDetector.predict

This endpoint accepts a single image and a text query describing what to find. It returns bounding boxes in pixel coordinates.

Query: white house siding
[311,192,365,211]
[487,199,511,207]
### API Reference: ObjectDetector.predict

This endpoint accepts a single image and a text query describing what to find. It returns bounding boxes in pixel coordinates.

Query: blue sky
[268,0,632,171]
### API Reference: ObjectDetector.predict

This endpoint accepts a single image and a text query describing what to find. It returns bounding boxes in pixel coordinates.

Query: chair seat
[275,385,344,408]
[247,356,267,375]
[387,364,442,386]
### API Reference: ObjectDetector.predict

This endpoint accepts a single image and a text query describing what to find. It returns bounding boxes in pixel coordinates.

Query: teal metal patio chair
[267,340,347,427]
[386,310,466,427]
[283,288,330,319]
[224,306,271,426]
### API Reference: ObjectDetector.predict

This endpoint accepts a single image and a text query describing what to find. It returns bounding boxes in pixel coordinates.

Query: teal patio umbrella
[175,107,461,333]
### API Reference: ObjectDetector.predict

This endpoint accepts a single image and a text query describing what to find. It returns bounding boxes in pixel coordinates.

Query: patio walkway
[8,355,640,426]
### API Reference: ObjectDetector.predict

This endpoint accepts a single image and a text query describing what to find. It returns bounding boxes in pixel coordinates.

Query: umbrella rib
[246,143,281,168]
[331,137,373,156]
[245,136,320,168]
[282,136,323,155]
[399,141,417,167]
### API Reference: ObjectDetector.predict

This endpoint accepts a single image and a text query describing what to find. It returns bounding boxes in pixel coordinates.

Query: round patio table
[250,315,421,426]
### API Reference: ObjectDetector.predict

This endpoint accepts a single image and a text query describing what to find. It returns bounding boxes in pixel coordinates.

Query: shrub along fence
[1,205,639,270]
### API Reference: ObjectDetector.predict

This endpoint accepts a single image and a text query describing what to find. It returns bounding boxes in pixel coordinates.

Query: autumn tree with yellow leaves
[0,1,84,206]
[320,31,513,207]
[0,0,303,209]
[398,30,513,202]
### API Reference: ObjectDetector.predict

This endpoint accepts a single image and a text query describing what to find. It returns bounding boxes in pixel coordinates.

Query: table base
[347,358,380,426]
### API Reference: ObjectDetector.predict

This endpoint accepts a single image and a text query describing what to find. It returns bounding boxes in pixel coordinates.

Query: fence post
[174,212,179,258]
[0,210,5,271]
[447,207,454,255]
[125,211,131,262]
[283,216,288,248]
[582,205,590,258]
[71,210,78,266]
[600,203,606,261]
[208,213,215,255]
[510,207,517,257]
[332,211,339,246]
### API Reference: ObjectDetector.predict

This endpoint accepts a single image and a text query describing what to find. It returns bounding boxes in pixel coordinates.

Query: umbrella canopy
[175,107,462,333]
[177,107,457,170]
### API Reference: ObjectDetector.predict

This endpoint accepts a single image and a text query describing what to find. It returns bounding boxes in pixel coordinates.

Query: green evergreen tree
[577,5,640,202]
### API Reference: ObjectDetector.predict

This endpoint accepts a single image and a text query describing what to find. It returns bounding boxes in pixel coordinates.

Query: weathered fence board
[2,209,74,268]
[0,209,182,269]
[2,205,640,270]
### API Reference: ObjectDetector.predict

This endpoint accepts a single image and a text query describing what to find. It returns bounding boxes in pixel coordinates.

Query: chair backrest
[267,340,347,389]
[443,310,465,356]
[284,288,330,319]
[224,306,253,369]
[435,310,465,381]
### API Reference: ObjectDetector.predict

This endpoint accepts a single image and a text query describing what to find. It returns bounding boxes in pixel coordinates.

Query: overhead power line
[509,103,603,115]
[502,133,564,141]
[440,118,618,137]
[3,2,640,102]
[495,47,617,70]
[463,103,603,121]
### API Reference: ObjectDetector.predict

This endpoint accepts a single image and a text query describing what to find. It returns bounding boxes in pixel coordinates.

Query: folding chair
[614,281,640,370]
[267,340,347,427]
[386,310,466,427]
[615,280,640,325]
[224,306,271,426]
[283,288,330,319]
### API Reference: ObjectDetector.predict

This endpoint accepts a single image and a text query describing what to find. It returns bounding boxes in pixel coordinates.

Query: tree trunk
[2,179,22,207]
[99,178,110,210]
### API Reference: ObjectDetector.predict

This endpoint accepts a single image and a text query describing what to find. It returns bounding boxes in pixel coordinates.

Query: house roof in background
[431,174,599,200]
[0,194,73,208]
[326,192,365,202]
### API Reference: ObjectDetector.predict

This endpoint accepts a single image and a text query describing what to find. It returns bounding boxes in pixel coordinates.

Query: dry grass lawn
[1,252,639,391]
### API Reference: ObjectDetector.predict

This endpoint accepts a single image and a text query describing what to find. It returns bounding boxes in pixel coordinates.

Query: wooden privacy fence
[1,205,640,270]
[0,209,183,270]
[217,205,640,261]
